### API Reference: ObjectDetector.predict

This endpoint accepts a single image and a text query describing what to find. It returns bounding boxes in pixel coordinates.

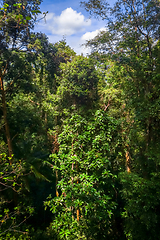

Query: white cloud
[79,28,106,55]
[35,9,107,56]
[44,8,91,36]
[81,28,106,41]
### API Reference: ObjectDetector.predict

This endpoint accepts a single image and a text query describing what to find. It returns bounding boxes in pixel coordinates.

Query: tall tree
[0,0,42,159]
[46,110,124,240]
[81,0,160,239]
[81,0,160,174]
[45,54,126,239]
[56,55,100,110]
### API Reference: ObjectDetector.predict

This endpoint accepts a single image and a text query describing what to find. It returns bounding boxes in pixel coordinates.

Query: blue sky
[34,0,109,55]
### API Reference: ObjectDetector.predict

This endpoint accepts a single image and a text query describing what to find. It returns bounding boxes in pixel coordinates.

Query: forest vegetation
[0,0,160,239]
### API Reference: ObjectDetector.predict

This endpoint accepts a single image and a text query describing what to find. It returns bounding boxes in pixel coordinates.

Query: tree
[0,153,35,238]
[54,39,76,65]
[44,52,128,239]
[46,109,125,240]
[81,0,160,173]
[0,0,42,159]
[81,0,160,239]
[0,2,57,238]
[56,55,100,110]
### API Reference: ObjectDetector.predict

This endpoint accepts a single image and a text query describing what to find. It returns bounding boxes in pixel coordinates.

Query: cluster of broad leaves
[46,109,122,239]
[1,0,160,239]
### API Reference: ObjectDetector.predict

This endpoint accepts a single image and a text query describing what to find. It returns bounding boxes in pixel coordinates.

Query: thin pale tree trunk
[125,150,131,173]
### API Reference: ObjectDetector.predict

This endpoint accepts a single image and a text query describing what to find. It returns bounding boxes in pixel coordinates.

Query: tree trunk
[0,71,13,163]
[125,150,131,173]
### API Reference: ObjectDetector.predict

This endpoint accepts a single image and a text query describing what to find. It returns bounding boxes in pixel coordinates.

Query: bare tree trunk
[125,150,131,173]
[0,71,13,163]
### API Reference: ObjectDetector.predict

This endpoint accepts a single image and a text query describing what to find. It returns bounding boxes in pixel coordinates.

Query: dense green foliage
[46,110,122,240]
[0,0,160,239]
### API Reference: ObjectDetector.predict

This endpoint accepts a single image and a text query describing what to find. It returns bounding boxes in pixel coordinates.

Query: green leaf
[26,16,31,20]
